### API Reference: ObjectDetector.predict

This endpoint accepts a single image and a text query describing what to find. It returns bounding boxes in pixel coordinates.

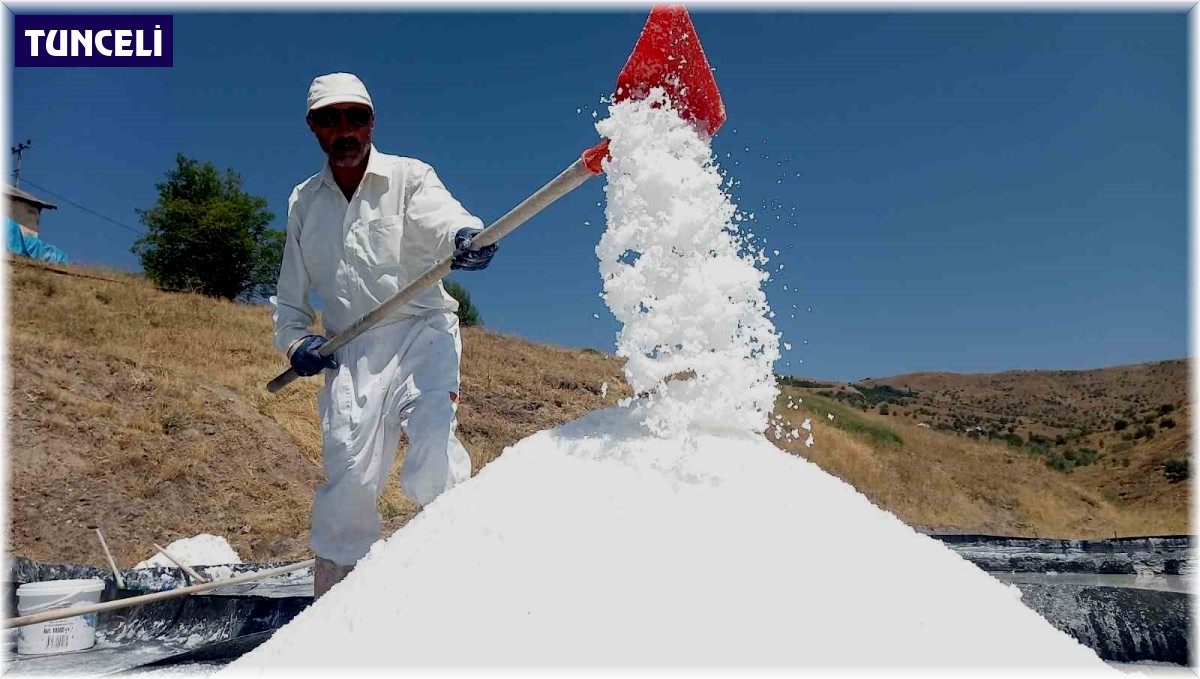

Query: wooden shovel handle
[267,146,602,394]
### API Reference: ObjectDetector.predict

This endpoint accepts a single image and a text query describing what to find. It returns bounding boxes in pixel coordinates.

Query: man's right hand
[290,335,339,376]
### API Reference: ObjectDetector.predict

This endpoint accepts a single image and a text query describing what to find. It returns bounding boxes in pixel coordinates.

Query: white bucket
[16,578,106,655]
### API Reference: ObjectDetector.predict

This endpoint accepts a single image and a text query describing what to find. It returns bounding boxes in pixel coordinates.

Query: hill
[6,259,1189,569]
[7,258,630,566]
[860,362,1187,441]
[777,362,1190,535]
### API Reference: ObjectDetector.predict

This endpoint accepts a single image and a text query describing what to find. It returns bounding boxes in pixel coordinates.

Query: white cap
[307,72,373,113]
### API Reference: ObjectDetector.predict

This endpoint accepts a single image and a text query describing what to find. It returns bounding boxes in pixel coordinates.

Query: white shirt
[272,146,483,354]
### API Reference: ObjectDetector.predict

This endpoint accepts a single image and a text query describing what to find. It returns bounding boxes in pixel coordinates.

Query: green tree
[133,155,280,301]
[444,279,482,327]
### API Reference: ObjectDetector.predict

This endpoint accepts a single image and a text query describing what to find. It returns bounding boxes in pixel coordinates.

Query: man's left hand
[451,228,498,271]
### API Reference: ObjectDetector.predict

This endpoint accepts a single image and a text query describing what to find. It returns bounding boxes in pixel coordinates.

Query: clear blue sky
[9,10,1187,381]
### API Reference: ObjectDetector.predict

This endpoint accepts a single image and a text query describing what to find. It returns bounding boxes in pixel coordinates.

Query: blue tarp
[6,217,68,263]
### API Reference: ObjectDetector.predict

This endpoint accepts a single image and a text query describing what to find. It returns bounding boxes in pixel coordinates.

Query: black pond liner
[4,558,313,676]
[3,536,1193,671]
[931,534,1193,665]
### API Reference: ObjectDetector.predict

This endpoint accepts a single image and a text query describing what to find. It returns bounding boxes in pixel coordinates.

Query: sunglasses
[309,107,372,129]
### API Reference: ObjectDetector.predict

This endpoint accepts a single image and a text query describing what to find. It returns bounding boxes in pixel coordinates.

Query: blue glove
[290,335,338,377]
[451,228,498,271]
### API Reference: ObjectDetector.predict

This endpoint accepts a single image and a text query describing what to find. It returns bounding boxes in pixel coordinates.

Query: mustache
[332,137,362,153]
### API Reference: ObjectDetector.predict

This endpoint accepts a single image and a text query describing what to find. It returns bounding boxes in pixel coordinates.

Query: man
[272,72,497,598]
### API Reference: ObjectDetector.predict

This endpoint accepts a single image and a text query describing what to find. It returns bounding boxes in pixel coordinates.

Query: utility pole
[11,139,32,188]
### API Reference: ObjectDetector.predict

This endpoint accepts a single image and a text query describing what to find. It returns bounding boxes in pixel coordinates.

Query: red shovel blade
[582,4,725,174]
[615,4,726,137]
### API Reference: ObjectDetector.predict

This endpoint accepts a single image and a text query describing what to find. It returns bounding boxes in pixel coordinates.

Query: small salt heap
[134,534,242,569]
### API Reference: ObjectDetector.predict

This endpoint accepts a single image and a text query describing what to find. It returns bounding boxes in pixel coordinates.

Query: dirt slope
[6,259,629,567]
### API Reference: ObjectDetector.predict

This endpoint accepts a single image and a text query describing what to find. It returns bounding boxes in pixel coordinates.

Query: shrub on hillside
[1163,459,1189,483]
[854,384,918,405]
[1028,441,1051,457]
[1064,448,1098,467]
[1045,452,1073,472]
[1113,419,1129,431]
[443,280,483,327]
[1160,418,1176,430]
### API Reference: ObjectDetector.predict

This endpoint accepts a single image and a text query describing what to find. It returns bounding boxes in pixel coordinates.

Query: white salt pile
[225,93,1110,674]
[134,534,242,569]
[226,408,1107,672]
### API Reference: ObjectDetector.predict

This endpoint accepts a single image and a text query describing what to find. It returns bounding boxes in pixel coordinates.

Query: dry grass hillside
[771,385,1189,537]
[6,258,630,567]
[860,362,1188,443]
[6,259,1190,569]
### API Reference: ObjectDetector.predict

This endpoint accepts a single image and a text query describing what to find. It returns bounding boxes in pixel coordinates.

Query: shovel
[267,4,726,394]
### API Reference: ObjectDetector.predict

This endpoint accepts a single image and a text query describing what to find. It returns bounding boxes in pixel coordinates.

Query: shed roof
[4,184,57,210]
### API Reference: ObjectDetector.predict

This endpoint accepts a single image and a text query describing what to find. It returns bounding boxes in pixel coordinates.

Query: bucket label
[14,15,173,67]
[17,610,97,655]
[44,621,76,651]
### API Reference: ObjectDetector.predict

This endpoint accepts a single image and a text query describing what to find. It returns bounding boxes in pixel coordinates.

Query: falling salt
[594,88,779,438]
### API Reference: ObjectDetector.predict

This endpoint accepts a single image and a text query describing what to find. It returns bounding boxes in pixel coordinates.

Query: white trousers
[310,310,472,566]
